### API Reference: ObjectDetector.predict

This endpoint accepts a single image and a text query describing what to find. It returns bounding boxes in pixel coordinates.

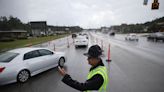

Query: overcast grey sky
[0,0,164,28]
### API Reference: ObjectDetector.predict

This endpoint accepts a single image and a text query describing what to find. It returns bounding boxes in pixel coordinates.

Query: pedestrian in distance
[58,45,109,92]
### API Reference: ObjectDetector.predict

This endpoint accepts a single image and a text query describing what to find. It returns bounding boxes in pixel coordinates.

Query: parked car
[147,32,164,42]
[74,36,88,48]
[0,47,66,85]
[125,34,139,41]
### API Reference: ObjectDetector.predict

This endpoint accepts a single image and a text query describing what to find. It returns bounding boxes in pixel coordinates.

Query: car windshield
[76,36,86,39]
[132,35,136,36]
[0,52,19,63]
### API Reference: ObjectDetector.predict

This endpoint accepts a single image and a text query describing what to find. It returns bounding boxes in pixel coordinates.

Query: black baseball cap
[84,45,102,58]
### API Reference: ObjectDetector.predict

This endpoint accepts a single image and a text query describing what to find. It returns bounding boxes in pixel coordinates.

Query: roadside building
[0,30,27,41]
[101,27,110,33]
[157,22,164,32]
[47,25,59,35]
[47,26,70,35]
[29,21,47,37]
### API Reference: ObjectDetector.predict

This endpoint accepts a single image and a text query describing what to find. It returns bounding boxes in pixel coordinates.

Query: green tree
[0,16,31,31]
[8,16,24,29]
[0,16,11,30]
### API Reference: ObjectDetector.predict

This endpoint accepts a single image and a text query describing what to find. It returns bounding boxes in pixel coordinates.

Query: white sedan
[74,36,89,48]
[0,47,66,85]
[125,34,139,41]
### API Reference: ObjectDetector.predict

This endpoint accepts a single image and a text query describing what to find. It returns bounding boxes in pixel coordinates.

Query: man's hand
[58,66,67,76]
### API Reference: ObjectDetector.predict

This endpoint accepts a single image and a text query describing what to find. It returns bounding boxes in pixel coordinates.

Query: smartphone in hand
[58,65,63,68]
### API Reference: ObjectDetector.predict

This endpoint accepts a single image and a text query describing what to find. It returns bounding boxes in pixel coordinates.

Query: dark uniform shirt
[62,60,104,91]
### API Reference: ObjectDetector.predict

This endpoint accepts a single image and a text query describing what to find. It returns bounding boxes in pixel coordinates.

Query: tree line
[0,16,30,31]
[0,16,82,33]
[110,16,164,33]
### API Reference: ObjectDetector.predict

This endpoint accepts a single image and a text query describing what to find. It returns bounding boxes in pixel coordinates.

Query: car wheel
[58,58,65,67]
[17,70,30,83]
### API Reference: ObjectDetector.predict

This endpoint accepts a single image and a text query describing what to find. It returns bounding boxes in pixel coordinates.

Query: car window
[156,33,163,36]
[161,33,164,35]
[0,52,19,63]
[38,49,53,56]
[76,36,86,39]
[24,50,40,60]
[132,35,136,37]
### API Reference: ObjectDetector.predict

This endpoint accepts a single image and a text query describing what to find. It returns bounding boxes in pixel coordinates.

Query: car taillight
[0,67,5,73]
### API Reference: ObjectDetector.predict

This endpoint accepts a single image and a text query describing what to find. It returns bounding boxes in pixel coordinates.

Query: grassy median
[0,34,68,52]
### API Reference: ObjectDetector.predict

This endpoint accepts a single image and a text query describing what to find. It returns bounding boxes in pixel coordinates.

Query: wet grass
[0,34,68,52]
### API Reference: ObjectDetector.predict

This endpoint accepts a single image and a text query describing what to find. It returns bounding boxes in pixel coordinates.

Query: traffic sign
[152,0,159,10]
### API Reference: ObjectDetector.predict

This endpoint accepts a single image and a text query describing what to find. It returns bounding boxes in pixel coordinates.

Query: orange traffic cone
[25,43,32,47]
[106,44,112,62]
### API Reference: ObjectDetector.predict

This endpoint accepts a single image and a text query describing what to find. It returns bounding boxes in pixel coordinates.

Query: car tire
[17,70,30,83]
[58,57,65,67]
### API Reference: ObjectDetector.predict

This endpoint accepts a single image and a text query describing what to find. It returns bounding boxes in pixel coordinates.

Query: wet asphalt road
[0,32,164,92]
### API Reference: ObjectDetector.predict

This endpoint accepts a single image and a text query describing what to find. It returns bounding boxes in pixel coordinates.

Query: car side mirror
[51,52,54,55]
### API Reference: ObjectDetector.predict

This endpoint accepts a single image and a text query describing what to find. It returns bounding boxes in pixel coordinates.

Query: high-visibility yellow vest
[86,66,109,92]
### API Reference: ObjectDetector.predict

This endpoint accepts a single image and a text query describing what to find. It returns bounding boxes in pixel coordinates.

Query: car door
[23,50,46,73]
[38,49,58,68]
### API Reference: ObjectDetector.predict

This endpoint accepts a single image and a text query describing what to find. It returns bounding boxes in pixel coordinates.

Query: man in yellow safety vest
[58,45,109,92]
